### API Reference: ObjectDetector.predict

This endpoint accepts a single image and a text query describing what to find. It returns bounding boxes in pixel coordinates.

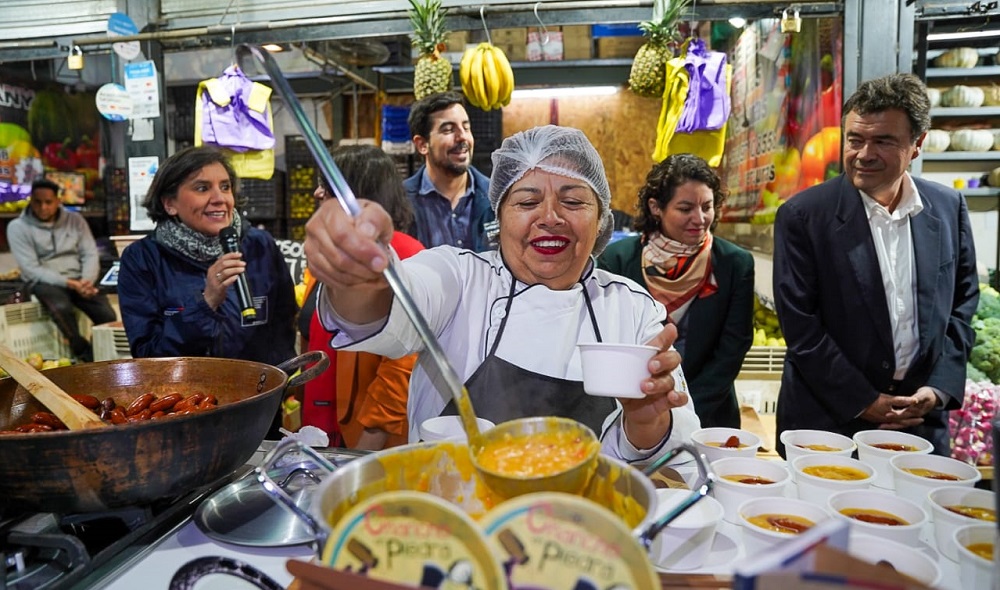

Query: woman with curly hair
[600,153,754,428]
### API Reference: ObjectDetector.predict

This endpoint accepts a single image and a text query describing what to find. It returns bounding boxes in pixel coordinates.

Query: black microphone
[219,226,257,323]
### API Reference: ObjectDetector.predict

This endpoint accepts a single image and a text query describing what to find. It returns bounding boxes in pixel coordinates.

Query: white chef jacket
[318,246,700,464]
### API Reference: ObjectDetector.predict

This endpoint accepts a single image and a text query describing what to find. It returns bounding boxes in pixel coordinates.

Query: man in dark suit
[403,92,495,252]
[773,73,979,456]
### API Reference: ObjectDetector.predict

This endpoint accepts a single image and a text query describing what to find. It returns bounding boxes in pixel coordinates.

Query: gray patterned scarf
[154,215,243,262]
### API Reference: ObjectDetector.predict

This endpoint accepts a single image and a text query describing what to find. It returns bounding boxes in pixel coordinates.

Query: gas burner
[0,469,246,590]
[2,513,90,590]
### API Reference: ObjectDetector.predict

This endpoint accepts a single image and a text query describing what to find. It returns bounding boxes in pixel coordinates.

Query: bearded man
[404,92,495,251]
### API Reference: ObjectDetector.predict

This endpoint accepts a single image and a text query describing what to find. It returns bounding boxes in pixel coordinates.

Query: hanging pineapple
[629,0,689,98]
[408,0,453,99]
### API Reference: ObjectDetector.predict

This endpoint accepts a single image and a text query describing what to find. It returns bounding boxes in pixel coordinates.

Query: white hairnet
[489,125,614,256]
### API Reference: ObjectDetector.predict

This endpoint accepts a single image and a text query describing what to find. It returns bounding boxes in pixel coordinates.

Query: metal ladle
[238,45,599,498]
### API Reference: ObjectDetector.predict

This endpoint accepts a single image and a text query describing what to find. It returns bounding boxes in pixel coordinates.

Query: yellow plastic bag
[653,42,732,167]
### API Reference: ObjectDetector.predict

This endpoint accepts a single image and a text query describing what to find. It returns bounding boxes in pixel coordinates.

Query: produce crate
[0,302,71,360]
[240,171,285,220]
[739,346,786,377]
[735,346,785,415]
[92,322,132,362]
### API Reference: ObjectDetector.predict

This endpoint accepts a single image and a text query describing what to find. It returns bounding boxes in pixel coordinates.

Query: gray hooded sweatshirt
[7,206,101,289]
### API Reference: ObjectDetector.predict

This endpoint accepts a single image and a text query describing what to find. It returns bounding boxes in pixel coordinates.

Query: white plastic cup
[737,496,831,557]
[888,452,981,509]
[927,486,997,561]
[827,489,928,544]
[691,427,762,463]
[853,430,932,489]
[790,454,875,505]
[649,489,724,570]
[953,524,996,588]
[709,457,791,524]
[780,429,856,463]
[418,416,495,442]
[848,533,942,588]
[578,343,657,398]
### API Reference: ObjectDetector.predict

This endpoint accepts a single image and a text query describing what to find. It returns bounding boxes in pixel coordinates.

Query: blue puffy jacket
[118,227,297,366]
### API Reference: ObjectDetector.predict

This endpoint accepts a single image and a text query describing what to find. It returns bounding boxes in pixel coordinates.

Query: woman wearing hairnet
[304,125,699,463]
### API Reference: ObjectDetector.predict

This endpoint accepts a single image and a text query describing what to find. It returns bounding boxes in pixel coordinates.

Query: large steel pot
[256,440,712,555]
[0,352,326,514]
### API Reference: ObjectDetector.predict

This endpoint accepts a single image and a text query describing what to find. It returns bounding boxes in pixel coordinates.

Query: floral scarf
[641,231,717,315]
[154,214,243,262]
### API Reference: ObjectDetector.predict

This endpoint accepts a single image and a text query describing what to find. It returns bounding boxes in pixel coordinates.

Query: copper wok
[0,352,327,514]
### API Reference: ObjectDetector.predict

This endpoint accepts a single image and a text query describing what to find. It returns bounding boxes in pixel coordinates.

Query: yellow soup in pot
[475,430,596,478]
[966,542,993,560]
[801,465,869,480]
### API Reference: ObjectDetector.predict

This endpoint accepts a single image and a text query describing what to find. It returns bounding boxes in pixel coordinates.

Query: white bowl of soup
[738,496,831,557]
[928,486,997,561]
[848,533,942,588]
[853,430,932,489]
[691,427,761,463]
[953,524,996,588]
[827,489,928,544]
[888,452,981,508]
[790,454,875,505]
[709,457,792,524]
[780,429,856,463]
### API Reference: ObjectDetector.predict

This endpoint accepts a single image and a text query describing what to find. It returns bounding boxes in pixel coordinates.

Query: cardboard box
[494,41,526,62]
[490,27,527,45]
[596,36,645,59]
[562,25,592,60]
[444,30,469,53]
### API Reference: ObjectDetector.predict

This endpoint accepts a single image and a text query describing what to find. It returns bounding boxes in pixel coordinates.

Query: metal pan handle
[277,350,329,389]
[635,443,716,551]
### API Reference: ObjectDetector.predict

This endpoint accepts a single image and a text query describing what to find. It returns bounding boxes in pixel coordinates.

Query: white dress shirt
[859,174,922,380]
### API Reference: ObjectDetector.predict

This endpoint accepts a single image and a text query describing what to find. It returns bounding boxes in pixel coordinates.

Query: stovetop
[1,467,247,590]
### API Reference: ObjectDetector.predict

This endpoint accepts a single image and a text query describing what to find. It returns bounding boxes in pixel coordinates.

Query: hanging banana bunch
[460,42,514,111]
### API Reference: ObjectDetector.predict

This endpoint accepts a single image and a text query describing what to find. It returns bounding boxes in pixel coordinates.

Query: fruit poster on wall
[0,80,102,209]
[720,18,842,224]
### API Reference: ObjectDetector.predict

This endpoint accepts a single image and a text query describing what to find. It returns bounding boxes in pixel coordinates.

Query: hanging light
[728,17,747,29]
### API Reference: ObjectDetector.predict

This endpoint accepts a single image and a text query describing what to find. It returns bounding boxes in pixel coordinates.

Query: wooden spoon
[0,344,106,430]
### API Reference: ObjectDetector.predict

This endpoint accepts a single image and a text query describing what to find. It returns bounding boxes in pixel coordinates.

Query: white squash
[990,166,1000,188]
[922,129,951,153]
[926,87,942,107]
[982,85,1000,106]
[950,129,994,152]
[941,85,985,108]
[933,47,979,68]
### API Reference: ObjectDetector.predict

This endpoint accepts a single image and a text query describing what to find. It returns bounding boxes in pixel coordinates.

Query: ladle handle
[0,344,106,430]
[236,44,481,443]
[637,444,715,550]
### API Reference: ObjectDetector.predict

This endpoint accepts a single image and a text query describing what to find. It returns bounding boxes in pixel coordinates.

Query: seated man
[7,179,117,361]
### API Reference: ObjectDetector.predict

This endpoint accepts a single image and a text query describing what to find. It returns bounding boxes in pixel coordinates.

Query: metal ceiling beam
[0,2,843,63]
